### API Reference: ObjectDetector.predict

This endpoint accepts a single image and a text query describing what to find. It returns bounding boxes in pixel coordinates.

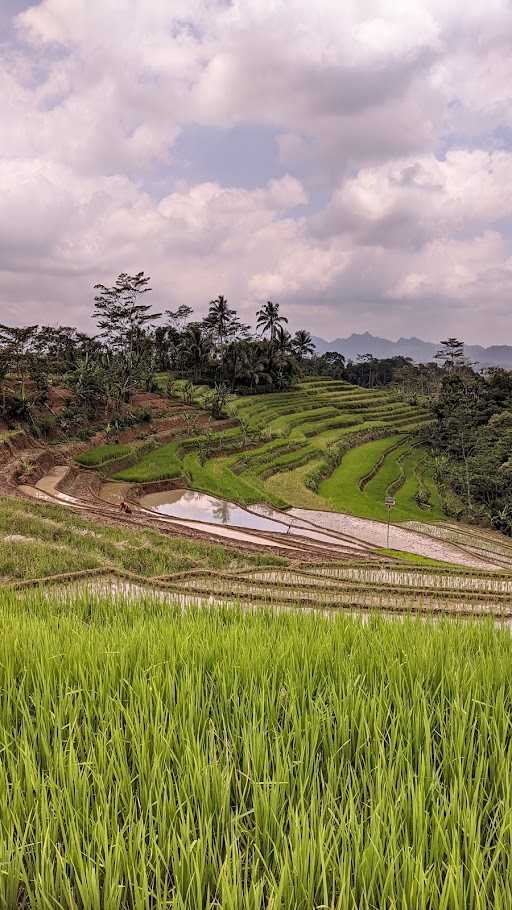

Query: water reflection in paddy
[140,490,363,549]
[140,490,290,533]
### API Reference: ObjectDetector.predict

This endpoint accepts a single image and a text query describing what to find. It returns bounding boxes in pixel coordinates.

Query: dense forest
[2,273,512,532]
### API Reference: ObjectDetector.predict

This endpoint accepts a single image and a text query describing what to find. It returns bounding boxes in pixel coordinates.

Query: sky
[1,0,512,344]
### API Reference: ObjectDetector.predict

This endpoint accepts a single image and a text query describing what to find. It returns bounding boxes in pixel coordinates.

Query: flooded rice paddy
[288,508,498,570]
[140,489,354,549]
[37,577,512,626]
[17,464,512,568]
[141,490,290,532]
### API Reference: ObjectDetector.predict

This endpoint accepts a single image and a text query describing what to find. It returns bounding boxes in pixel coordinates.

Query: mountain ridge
[311,333,512,368]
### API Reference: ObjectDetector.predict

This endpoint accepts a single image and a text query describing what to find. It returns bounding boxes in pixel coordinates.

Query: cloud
[1,0,512,343]
[0,162,314,327]
[315,150,512,247]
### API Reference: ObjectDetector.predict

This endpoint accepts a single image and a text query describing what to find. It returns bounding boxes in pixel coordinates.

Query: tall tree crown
[256,301,288,342]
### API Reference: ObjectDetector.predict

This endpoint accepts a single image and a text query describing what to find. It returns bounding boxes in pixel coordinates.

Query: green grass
[363,440,411,500]
[1,594,512,907]
[312,418,389,449]
[395,448,445,518]
[182,452,286,508]
[0,496,286,581]
[171,378,212,406]
[264,457,326,508]
[181,441,321,511]
[115,439,183,481]
[227,385,435,510]
[319,436,445,522]
[267,406,337,436]
[76,443,133,467]
[114,428,242,483]
[378,547,465,569]
[320,436,404,513]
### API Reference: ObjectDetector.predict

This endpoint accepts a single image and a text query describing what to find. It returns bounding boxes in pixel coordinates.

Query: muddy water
[288,508,497,570]
[140,489,352,549]
[99,481,132,505]
[17,484,55,502]
[35,465,78,503]
[142,489,289,532]
[159,518,301,549]
[22,465,499,567]
[21,468,301,550]
[251,503,369,550]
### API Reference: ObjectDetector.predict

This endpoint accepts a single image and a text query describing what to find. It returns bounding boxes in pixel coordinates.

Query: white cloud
[1,0,512,343]
[318,150,512,247]
[0,162,315,328]
[388,231,512,303]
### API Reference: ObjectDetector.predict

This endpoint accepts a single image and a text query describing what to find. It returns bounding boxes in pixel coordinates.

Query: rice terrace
[4,1,512,901]
[3,287,512,908]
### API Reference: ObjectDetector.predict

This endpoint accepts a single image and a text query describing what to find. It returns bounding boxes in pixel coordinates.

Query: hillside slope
[88,377,438,522]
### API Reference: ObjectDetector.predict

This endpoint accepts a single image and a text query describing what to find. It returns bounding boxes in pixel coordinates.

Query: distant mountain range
[311,332,512,369]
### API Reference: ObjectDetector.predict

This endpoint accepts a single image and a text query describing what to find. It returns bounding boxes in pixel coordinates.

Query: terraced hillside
[4,494,512,619]
[6,373,512,611]
[11,374,512,609]
[318,435,444,521]
[96,377,437,521]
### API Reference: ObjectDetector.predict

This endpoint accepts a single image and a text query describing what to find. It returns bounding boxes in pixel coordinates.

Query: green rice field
[319,436,444,522]
[78,377,440,523]
[76,443,133,467]
[1,591,512,908]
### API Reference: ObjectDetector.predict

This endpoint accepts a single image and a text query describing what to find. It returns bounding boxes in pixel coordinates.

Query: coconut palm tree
[256,301,288,342]
[242,344,271,392]
[275,325,293,357]
[292,329,315,360]
[224,341,245,392]
[181,324,211,382]
[205,295,237,346]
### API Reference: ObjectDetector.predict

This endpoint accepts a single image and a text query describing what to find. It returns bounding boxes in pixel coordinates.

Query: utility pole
[385,496,396,548]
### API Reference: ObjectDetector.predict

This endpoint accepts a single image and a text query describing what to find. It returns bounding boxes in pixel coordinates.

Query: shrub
[206,383,230,420]
[181,381,194,405]
[32,413,58,438]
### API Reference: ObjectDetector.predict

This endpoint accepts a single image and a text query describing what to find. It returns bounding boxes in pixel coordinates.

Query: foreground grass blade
[1,591,512,907]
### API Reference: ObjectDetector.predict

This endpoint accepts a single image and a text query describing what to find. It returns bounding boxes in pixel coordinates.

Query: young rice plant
[0,592,512,908]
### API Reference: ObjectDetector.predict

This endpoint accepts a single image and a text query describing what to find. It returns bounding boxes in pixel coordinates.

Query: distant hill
[311,332,512,368]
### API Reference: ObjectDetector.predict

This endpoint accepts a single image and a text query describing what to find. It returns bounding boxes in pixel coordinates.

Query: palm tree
[292,329,315,360]
[242,344,271,392]
[275,325,292,356]
[224,340,245,392]
[181,325,211,382]
[206,295,237,346]
[256,301,288,342]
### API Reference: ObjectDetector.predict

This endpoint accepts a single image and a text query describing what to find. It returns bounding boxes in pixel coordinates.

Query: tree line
[379,338,512,534]
[0,272,319,434]
[3,275,512,534]
[4,270,435,431]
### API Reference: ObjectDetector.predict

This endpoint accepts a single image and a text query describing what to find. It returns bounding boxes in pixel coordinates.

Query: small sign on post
[385,496,396,548]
